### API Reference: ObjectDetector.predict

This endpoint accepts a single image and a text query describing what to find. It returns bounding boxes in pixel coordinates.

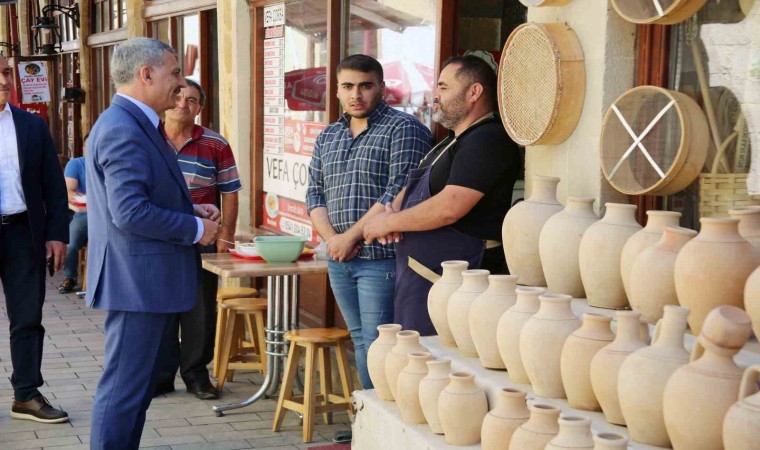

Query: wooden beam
[325,0,341,124]
[433,0,457,141]
[250,3,264,229]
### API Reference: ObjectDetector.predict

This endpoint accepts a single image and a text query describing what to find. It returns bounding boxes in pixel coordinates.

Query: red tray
[229,249,314,262]
[71,201,87,207]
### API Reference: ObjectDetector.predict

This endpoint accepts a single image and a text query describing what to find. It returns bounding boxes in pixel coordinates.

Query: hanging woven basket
[497,22,585,146]
[599,86,709,196]
[519,0,573,6]
[610,0,708,25]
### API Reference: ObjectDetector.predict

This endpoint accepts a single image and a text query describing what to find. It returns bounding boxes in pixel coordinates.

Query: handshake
[194,204,222,246]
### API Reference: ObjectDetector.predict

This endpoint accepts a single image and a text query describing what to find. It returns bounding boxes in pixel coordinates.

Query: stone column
[17,0,30,55]
[126,0,146,38]
[78,0,92,134]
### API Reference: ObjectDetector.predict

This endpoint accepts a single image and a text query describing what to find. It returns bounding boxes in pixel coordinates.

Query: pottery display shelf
[352,298,760,450]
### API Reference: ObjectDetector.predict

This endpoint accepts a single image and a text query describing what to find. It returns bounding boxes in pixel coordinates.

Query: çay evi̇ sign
[18,62,51,103]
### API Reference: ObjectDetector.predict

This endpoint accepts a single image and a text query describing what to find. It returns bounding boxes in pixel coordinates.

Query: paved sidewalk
[0,274,351,449]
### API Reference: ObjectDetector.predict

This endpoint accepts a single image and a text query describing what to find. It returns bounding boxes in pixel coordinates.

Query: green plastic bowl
[254,235,307,262]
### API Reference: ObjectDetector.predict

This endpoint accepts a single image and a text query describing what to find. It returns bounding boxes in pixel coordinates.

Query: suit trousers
[90,311,175,450]
[158,244,217,386]
[0,220,46,402]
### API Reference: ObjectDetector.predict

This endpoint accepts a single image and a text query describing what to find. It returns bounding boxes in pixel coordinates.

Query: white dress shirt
[0,102,27,215]
[115,93,204,243]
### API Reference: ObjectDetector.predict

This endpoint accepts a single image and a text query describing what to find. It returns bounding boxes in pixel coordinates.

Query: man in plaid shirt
[306,55,432,389]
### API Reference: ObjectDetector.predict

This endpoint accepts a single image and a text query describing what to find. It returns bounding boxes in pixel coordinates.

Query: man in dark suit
[0,55,70,424]
[86,38,220,449]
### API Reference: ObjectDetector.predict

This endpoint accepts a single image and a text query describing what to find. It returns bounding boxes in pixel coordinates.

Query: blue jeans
[327,258,395,389]
[64,213,87,279]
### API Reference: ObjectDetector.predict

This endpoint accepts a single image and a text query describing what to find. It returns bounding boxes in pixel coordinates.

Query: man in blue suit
[86,38,221,449]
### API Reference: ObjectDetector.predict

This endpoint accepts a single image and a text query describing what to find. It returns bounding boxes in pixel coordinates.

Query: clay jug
[723,365,760,450]
[447,269,489,357]
[367,323,402,401]
[481,388,530,450]
[674,217,758,335]
[502,175,563,286]
[396,352,432,424]
[745,266,760,340]
[384,330,426,401]
[618,305,690,447]
[629,226,697,324]
[620,210,681,300]
[438,372,488,446]
[520,294,581,398]
[561,313,615,411]
[470,275,518,369]
[579,203,642,309]
[496,287,545,384]
[428,260,468,347]
[539,197,599,298]
[592,433,629,450]
[545,416,594,450]
[663,306,752,450]
[589,310,648,425]
[508,403,561,450]
[418,359,451,434]
[729,206,760,247]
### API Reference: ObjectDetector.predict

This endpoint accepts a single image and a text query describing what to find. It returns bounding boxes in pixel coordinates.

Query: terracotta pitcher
[592,433,629,449]
[674,217,758,335]
[447,269,490,356]
[663,306,752,450]
[428,260,468,347]
[502,175,563,286]
[396,352,432,424]
[744,266,760,340]
[620,210,681,300]
[618,305,690,447]
[579,203,642,309]
[384,330,426,401]
[590,310,648,425]
[520,294,581,398]
[481,388,530,450]
[629,227,697,324]
[545,416,594,450]
[539,197,599,298]
[470,274,518,369]
[367,323,402,401]
[561,313,614,411]
[418,359,451,434]
[729,206,760,247]
[508,403,561,450]
[723,365,760,450]
[496,287,545,384]
[438,372,488,446]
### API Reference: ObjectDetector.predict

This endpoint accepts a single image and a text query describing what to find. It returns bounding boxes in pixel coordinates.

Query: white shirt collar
[116,93,160,129]
[0,102,12,115]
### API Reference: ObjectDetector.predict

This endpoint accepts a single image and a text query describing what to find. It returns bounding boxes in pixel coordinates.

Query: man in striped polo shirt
[156,78,242,399]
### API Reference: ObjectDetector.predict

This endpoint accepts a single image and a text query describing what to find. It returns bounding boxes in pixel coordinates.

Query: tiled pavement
[0,274,351,449]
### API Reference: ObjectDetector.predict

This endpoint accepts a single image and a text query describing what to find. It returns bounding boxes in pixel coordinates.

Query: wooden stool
[77,247,87,291]
[272,328,355,443]
[213,287,261,377]
[215,298,267,390]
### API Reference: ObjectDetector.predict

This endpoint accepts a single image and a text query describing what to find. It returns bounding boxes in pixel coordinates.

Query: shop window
[92,0,126,33]
[90,45,116,123]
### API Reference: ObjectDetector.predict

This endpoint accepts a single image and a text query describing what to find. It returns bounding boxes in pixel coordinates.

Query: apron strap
[407,256,441,283]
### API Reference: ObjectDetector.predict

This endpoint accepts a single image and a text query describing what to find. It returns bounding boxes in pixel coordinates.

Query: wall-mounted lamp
[0,42,20,57]
[32,2,80,55]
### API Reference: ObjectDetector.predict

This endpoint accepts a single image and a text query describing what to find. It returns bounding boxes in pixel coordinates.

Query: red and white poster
[17,62,51,104]
[262,192,319,245]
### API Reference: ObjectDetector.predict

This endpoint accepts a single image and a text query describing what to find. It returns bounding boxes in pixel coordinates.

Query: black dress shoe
[153,380,175,398]
[11,395,69,424]
[186,380,219,400]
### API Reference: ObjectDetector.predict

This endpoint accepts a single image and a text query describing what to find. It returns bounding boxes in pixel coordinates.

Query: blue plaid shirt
[307,101,432,260]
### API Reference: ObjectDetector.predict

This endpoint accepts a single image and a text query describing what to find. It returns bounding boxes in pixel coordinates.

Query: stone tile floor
[0,274,351,449]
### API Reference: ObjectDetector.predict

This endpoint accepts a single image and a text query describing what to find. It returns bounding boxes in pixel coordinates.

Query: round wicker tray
[497,23,585,146]
[599,86,709,196]
[519,0,573,6]
[610,0,708,25]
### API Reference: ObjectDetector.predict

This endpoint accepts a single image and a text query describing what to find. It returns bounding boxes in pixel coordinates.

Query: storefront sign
[262,192,319,244]
[263,152,311,203]
[284,119,325,157]
[17,62,50,103]
[263,3,285,27]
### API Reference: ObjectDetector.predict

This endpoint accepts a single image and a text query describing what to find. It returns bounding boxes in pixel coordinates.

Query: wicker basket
[519,0,572,6]
[611,0,708,25]
[699,173,760,217]
[497,23,585,146]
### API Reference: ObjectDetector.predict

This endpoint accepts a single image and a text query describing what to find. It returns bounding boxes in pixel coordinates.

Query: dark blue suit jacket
[85,95,198,312]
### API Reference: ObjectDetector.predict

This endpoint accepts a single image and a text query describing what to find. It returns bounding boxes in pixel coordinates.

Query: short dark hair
[184,78,206,106]
[336,54,383,83]
[442,55,497,108]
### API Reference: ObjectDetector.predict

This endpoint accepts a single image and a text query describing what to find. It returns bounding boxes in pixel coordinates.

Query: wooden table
[201,253,328,415]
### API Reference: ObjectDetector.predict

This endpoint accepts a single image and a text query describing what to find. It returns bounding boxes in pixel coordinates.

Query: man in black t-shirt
[363,55,522,335]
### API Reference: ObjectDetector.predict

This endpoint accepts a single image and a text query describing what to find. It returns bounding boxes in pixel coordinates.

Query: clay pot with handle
[723,364,760,450]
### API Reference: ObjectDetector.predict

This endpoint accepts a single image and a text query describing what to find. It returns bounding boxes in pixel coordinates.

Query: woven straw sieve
[497,23,585,146]
[610,0,708,25]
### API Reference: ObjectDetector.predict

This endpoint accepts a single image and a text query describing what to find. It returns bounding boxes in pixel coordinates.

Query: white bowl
[235,243,258,257]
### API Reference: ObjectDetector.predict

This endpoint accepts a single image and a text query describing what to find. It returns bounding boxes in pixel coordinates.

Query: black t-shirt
[418,117,522,241]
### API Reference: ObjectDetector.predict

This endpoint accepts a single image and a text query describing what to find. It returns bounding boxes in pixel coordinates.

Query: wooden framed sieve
[610,0,708,25]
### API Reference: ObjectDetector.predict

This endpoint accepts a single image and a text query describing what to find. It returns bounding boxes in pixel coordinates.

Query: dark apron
[393,140,486,336]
